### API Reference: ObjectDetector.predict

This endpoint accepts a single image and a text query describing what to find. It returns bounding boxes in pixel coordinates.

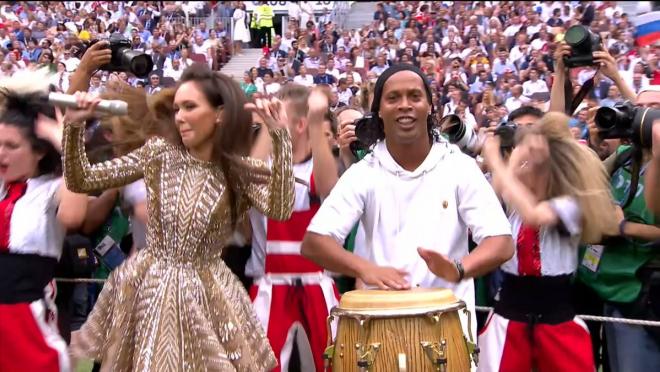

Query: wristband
[619,219,628,238]
[454,259,465,282]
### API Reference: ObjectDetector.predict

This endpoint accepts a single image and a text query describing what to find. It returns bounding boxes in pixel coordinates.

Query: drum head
[338,288,459,312]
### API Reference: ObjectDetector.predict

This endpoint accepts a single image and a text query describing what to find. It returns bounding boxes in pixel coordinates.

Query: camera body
[89,33,154,78]
[595,101,660,149]
[494,121,517,155]
[563,25,602,68]
[349,113,377,158]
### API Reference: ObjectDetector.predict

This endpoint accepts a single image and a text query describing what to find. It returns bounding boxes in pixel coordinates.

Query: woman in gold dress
[62,64,294,371]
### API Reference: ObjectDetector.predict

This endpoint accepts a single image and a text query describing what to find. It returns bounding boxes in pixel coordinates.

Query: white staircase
[219,48,263,81]
[343,2,375,31]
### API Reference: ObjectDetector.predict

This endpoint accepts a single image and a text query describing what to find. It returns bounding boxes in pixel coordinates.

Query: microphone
[47,92,129,116]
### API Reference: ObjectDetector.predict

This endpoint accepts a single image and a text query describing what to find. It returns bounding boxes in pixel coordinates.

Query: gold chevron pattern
[63,124,294,371]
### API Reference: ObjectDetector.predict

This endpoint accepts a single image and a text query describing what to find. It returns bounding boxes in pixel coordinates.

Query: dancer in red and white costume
[0,71,87,372]
[248,85,340,372]
[479,112,619,372]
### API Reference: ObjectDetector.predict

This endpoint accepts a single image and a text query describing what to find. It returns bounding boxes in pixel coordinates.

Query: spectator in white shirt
[525,11,543,37]
[418,34,441,54]
[281,30,295,52]
[522,68,549,98]
[61,48,80,72]
[441,27,462,48]
[326,58,341,80]
[191,34,210,55]
[163,57,184,80]
[505,84,530,113]
[463,15,484,37]
[164,47,193,71]
[339,61,362,84]
[504,15,523,38]
[88,73,105,95]
[336,32,355,51]
[509,34,530,67]
[262,72,281,97]
[336,78,353,106]
[293,65,314,87]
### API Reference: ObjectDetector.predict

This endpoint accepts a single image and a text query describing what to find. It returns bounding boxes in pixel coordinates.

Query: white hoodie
[307,138,512,334]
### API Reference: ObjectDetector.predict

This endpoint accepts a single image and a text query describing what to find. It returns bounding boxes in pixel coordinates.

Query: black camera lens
[563,25,601,68]
[122,50,154,78]
[594,107,619,130]
[565,25,589,49]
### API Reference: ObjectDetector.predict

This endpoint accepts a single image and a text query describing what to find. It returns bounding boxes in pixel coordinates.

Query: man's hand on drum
[417,248,461,283]
[358,264,410,290]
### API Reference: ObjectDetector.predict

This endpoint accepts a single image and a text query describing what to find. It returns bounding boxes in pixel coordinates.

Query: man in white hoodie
[302,64,514,339]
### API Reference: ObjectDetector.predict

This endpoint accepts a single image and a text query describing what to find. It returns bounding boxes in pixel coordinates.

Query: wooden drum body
[325,289,478,372]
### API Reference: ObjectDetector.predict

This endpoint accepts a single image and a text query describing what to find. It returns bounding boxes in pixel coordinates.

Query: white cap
[638,85,660,94]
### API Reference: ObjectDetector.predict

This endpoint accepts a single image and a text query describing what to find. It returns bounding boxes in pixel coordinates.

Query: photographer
[549,41,636,114]
[647,123,660,216]
[577,90,660,370]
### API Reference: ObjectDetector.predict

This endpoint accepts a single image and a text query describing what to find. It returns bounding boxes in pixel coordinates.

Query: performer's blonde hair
[523,112,618,243]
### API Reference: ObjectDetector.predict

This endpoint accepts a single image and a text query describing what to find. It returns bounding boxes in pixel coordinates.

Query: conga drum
[324,288,478,372]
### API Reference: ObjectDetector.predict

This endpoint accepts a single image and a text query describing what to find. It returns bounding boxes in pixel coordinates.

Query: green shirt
[241,82,257,98]
[578,146,658,303]
[92,203,130,280]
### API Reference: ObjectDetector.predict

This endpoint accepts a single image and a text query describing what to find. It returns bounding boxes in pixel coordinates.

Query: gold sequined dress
[62,124,294,371]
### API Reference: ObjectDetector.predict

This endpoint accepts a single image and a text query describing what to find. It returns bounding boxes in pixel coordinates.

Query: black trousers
[259,26,272,48]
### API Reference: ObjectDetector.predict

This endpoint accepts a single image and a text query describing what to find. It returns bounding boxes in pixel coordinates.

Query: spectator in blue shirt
[314,63,336,85]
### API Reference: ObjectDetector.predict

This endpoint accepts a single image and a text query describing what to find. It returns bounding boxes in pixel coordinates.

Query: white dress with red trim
[0,175,70,372]
[247,158,339,372]
[478,196,594,372]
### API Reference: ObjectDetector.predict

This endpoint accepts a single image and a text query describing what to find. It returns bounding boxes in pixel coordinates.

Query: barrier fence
[53,277,660,327]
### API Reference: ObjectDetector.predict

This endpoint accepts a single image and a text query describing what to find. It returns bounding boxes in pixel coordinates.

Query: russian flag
[635,11,660,47]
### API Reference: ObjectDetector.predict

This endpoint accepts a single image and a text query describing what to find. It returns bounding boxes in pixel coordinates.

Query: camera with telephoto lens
[439,114,479,153]
[89,33,154,78]
[595,101,660,149]
[563,25,602,68]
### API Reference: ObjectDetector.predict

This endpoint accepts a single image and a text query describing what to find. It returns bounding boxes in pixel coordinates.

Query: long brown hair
[102,65,255,227]
[523,112,618,243]
[99,80,177,155]
[177,64,254,227]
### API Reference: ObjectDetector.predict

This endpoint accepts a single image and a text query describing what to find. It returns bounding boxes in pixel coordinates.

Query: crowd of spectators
[241,1,659,149]
[0,1,235,92]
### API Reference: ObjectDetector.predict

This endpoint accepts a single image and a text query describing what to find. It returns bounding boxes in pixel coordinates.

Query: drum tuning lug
[465,337,480,366]
[427,313,441,324]
[355,342,381,370]
[421,339,448,372]
[323,345,334,367]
